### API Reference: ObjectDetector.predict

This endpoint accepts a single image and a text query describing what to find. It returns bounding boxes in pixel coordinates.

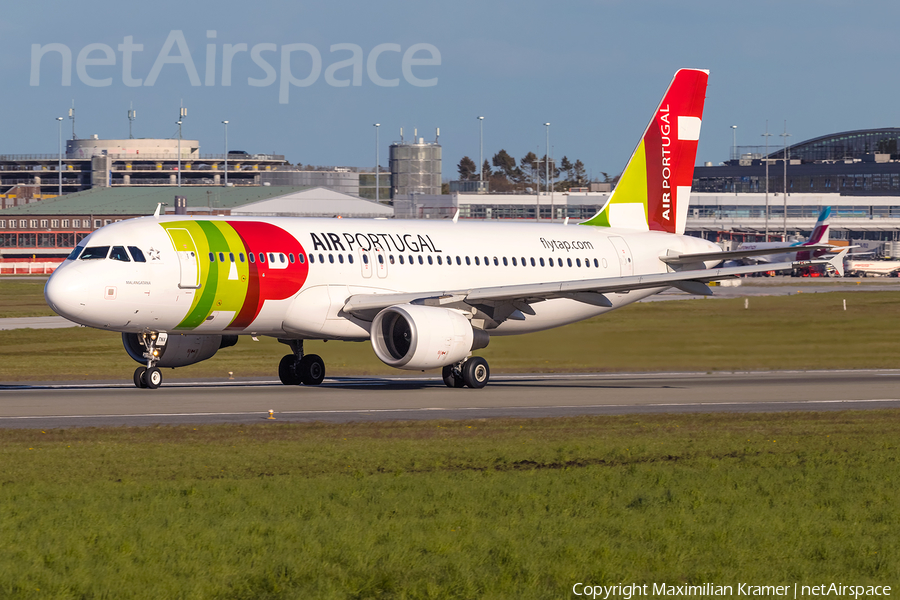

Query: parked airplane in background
[734,207,833,265]
[44,69,838,390]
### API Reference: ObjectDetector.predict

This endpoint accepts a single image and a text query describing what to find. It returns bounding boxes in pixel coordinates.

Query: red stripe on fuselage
[227,221,309,330]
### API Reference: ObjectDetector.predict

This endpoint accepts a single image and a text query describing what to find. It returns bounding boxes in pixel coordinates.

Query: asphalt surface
[1,370,899,428]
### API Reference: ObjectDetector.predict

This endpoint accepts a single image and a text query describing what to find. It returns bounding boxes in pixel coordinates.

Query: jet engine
[122,333,238,368]
[370,304,489,370]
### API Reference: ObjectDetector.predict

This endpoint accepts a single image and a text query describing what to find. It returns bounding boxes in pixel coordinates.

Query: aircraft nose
[44,264,88,320]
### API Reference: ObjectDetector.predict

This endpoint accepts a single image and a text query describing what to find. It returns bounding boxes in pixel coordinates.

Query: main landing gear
[442,356,490,389]
[133,331,166,389]
[277,339,325,386]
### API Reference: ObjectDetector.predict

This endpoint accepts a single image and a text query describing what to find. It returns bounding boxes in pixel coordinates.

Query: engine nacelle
[123,333,238,368]
[371,304,488,370]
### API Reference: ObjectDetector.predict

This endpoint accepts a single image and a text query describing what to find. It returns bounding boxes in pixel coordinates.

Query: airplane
[731,206,834,266]
[44,69,840,390]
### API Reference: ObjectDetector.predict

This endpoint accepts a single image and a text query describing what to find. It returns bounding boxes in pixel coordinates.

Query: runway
[2,370,899,429]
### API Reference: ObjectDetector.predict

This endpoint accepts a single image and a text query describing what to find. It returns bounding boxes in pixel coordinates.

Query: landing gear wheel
[133,367,147,389]
[462,357,490,389]
[278,354,301,385]
[142,367,163,389]
[442,365,465,388]
[297,354,325,386]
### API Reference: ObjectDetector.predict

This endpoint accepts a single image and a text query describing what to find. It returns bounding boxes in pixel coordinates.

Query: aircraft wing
[660,244,832,266]
[342,261,797,325]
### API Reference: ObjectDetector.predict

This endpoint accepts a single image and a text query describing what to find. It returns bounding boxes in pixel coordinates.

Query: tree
[481,160,491,180]
[492,150,517,180]
[559,156,573,181]
[519,151,538,184]
[457,156,477,181]
[573,159,586,184]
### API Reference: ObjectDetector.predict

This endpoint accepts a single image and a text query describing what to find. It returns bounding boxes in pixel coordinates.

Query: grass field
[0,411,896,598]
[2,290,900,381]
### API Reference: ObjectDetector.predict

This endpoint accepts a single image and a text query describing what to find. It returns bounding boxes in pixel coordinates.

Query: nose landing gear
[133,332,166,389]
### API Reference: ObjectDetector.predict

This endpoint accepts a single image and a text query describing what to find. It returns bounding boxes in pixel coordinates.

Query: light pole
[56,116,63,197]
[374,123,380,202]
[544,123,550,220]
[222,120,229,186]
[780,121,791,237]
[731,125,737,162]
[762,122,772,240]
[478,116,484,186]
[177,105,186,187]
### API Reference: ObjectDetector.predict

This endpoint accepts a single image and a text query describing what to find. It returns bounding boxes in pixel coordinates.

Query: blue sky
[2,1,897,181]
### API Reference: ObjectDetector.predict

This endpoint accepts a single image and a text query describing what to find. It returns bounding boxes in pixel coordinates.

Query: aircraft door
[358,248,373,278]
[166,228,201,289]
[608,236,634,277]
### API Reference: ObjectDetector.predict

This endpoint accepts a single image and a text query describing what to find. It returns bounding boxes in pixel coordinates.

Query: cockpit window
[128,246,146,262]
[67,245,85,260]
[110,246,131,262]
[80,246,110,260]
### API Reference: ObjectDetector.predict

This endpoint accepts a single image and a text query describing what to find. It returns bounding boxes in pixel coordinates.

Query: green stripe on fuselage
[163,221,250,330]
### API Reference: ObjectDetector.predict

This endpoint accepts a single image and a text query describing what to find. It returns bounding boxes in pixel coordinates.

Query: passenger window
[427,255,433,265]
[280,254,287,264]
[399,255,405,264]
[209,252,215,262]
[80,246,110,260]
[594,258,599,267]
[389,255,395,264]
[309,254,315,264]
[348,254,353,264]
[259,253,266,263]
[318,253,324,263]
[567,258,572,267]
[418,255,424,265]
[339,254,344,264]
[465,256,471,266]
[502,257,507,266]
[378,254,384,264]
[474,256,480,266]
[268,253,275,263]
[128,246,146,262]
[540,258,545,267]
[511,257,517,266]
[522,257,527,266]
[229,252,235,262]
[363,255,369,264]
[576,258,581,267]
[329,254,334,264]
[289,253,295,264]
[484,257,489,265]
[549,258,554,267]
[530,257,535,267]
[437,256,442,265]
[298,254,306,264]
[110,246,130,262]
[219,253,225,262]
[456,256,461,265]
[249,253,255,264]
[239,253,245,263]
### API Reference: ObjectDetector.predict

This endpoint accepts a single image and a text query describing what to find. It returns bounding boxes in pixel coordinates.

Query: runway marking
[5,368,900,391]
[3,398,899,422]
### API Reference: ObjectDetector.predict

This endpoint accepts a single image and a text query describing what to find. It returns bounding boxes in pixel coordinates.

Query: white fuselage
[44,216,722,340]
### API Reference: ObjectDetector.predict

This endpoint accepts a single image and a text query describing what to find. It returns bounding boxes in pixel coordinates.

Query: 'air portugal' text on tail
[582,69,708,235]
